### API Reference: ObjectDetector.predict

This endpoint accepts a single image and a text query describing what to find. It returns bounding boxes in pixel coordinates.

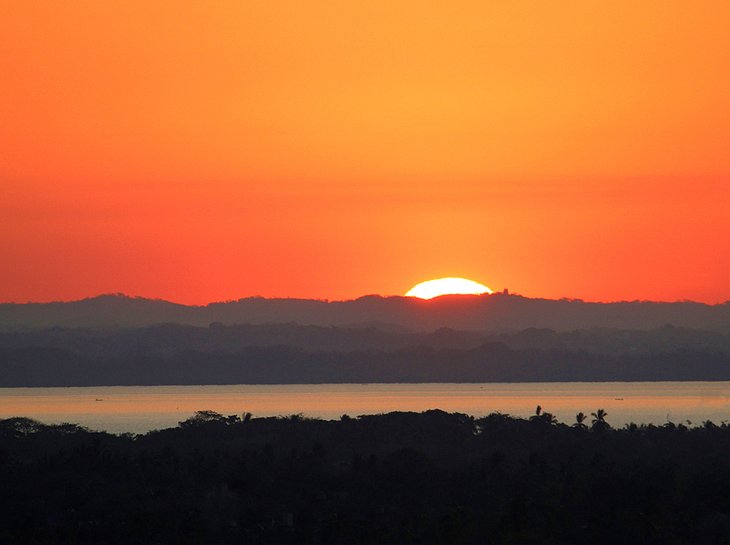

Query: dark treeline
[2,323,730,385]
[3,409,730,544]
[3,322,730,355]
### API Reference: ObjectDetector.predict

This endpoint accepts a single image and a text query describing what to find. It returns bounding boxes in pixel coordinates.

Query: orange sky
[1,1,729,304]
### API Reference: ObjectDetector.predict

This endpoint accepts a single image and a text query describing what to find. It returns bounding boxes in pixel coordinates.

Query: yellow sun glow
[405,278,493,299]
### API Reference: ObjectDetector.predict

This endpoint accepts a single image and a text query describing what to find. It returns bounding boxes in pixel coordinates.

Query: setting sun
[406,278,493,299]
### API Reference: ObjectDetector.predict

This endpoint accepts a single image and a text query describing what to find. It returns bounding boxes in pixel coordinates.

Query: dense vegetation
[3,323,730,385]
[3,409,730,544]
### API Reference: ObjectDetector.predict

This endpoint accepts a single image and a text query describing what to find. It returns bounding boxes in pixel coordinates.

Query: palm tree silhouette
[530,405,557,425]
[573,412,587,429]
[591,409,610,432]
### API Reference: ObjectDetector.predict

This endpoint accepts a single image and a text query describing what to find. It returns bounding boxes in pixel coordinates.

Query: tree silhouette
[3,410,730,543]
[530,405,557,425]
[591,409,610,432]
[0,416,45,437]
[178,410,227,427]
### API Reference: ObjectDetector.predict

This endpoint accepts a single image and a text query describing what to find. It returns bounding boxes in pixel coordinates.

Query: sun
[405,277,493,299]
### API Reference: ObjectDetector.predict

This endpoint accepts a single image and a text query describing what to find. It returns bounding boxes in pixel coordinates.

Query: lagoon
[2,381,730,434]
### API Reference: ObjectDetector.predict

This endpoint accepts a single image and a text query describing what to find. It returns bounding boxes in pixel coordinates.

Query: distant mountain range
[1,293,729,332]
[3,294,730,385]
[2,323,730,386]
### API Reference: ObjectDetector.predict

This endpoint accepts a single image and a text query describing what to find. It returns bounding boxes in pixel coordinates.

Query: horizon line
[1,292,728,307]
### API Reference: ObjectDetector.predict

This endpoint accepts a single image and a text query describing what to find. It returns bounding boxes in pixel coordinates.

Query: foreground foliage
[2,410,730,544]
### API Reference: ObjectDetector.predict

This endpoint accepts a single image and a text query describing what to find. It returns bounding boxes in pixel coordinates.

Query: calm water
[2,382,730,434]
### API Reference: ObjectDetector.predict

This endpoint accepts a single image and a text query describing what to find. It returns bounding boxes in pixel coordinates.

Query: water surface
[2,382,730,434]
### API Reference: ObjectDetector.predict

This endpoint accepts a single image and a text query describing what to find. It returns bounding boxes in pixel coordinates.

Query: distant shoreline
[3,382,729,434]
[3,321,730,386]
[4,378,730,388]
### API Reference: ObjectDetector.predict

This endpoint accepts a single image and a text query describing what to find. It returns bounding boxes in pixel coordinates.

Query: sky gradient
[2,1,729,304]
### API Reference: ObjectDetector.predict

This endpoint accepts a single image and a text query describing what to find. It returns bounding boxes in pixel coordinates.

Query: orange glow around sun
[406,278,493,299]
[1,2,729,304]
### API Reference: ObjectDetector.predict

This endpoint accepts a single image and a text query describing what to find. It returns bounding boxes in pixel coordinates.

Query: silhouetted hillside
[2,293,729,331]
[2,323,730,386]
[2,322,729,358]
[3,410,730,544]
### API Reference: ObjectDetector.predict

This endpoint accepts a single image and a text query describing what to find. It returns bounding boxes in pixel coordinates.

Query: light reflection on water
[2,382,730,434]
